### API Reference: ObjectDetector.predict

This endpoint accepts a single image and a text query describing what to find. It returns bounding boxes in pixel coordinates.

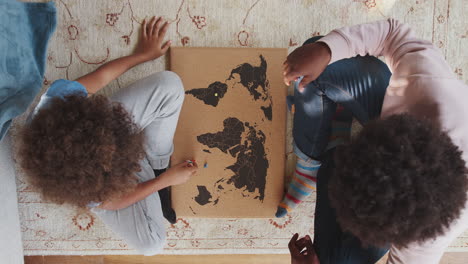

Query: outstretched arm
[76,16,172,94]
[99,161,198,211]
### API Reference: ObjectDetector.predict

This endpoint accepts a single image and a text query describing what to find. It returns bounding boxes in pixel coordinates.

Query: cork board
[170,47,287,218]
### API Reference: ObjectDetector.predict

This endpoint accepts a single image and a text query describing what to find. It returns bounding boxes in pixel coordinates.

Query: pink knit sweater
[320,19,468,264]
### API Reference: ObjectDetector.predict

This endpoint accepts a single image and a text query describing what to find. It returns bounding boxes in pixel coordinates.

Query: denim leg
[293,37,391,160]
[292,37,390,263]
[292,79,336,160]
[305,36,391,123]
[316,56,391,124]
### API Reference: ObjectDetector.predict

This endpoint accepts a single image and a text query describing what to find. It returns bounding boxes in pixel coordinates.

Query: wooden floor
[24,252,468,264]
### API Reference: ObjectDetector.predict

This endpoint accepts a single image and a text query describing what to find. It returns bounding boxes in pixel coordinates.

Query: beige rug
[18,0,468,255]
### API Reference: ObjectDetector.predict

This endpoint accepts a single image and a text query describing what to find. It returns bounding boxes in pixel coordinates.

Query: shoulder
[30,79,88,119]
[47,79,88,98]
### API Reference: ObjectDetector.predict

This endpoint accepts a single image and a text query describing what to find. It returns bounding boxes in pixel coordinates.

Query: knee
[146,71,185,114]
[154,71,185,101]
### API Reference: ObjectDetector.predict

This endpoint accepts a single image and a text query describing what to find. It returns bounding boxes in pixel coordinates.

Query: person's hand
[160,161,198,187]
[134,16,171,61]
[289,233,320,264]
[283,42,331,92]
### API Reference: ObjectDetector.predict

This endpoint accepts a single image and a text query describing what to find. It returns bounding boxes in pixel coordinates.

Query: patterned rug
[18,0,468,255]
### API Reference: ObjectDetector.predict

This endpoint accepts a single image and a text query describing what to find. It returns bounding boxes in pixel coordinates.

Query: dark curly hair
[17,94,145,207]
[329,113,468,247]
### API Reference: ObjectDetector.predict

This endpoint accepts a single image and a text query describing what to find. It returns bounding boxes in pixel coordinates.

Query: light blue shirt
[32,79,88,117]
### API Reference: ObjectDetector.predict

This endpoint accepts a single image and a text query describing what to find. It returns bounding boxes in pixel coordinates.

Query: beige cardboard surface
[170,47,287,218]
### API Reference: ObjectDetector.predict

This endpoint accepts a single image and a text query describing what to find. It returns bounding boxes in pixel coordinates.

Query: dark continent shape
[197,117,269,201]
[185,81,228,107]
[194,185,212,206]
[228,55,273,121]
[226,123,268,201]
[261,105,272,121]
[228,55,267,101]
[197,117,245,154]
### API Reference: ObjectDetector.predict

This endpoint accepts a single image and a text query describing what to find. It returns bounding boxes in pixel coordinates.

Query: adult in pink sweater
[285,19,468,264]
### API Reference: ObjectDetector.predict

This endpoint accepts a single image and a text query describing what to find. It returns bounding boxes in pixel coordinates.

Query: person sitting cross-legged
[17,17,198,255]
[283,19,468,264]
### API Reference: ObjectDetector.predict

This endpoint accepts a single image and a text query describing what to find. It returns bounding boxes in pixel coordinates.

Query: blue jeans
[292,37,391,264]
[292,37,391,160]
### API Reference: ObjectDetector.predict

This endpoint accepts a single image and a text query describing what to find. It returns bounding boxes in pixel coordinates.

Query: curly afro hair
[17,94,145,207]
[330,113,468,248]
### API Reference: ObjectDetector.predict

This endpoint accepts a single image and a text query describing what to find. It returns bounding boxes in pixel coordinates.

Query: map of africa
[194,117,269,206]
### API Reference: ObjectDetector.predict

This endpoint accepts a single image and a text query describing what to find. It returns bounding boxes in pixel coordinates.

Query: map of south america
[185,81,228,107]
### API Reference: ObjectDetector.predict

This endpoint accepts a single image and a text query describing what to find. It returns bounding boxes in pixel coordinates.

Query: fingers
[283,71,300,86]
[188,162,199,171]
[304,235,314,252]
[298,75,313,92]
[288,233,300,255]
[283,63,290,76]
[147,16,158,36]
[146,16,155,36]
[295,237,308,249]
[283,61,299,86]
[158,21,170,40]
[283,59,300,86]
[180,160,199,168]
[153,17,164,36]
[179,161,193,167]
[142,18,147,38]
[145,16,169,38]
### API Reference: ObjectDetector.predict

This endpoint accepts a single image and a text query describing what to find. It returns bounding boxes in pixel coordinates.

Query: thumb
[161,40,171,53]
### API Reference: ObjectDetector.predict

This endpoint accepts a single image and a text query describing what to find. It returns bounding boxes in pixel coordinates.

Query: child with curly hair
[17,17,196,255]
[284,19,468,264]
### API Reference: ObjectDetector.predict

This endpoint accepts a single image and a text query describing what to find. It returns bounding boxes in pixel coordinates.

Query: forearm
[76,54,148,94]
[99,174,170,211]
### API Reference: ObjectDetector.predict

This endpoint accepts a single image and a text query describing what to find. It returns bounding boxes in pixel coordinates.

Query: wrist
[316,42,332,64]
[131,53,151,64]
[152,173,172,190]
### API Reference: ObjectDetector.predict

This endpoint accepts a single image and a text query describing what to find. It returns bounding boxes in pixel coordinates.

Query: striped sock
[276,158,321,217]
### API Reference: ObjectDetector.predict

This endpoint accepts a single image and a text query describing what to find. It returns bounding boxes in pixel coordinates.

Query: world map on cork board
[170,47,287,218]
